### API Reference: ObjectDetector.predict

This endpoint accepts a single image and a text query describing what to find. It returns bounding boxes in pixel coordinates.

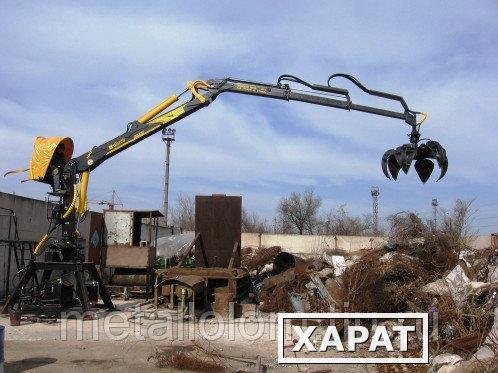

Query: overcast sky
[1,1,497,233]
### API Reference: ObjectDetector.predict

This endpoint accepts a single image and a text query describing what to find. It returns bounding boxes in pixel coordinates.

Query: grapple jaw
[382,140,448,183]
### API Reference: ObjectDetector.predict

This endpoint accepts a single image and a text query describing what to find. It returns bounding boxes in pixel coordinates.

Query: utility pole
[162,128,176,225]
[371,186,380,235]
[432,198,439,229]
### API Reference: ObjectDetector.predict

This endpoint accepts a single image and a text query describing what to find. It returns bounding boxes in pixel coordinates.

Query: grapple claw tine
[388,155,400,180]
[401,157,412,174]
[439,149,448,180]
[394,148,404,173]
[394,144,416,174]
[437,159,448,181]
[426,141,448,181]
[381,149,394,180]
[382,158,391,180]
[414,158,434,183]
[382,139,447,182]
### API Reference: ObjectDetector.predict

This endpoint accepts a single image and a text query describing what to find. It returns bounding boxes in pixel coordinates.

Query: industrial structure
[161,128,175,225]
[88,190,123,211]
[155,195,250,317]
[432,197,439,228]
[2,72,448,319]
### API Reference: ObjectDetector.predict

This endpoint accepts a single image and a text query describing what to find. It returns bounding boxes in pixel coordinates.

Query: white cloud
[1,1,497,231]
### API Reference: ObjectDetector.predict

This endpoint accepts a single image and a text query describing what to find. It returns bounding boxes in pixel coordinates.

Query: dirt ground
[4,339,381,372]
[5,340,172,372]
[1,300,379,372]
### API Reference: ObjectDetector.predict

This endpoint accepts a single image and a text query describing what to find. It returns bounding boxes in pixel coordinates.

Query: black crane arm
[14,73,447,256]
[70,75,419,174]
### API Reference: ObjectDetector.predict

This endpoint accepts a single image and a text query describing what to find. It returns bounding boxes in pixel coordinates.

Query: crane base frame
[1,261,115,316]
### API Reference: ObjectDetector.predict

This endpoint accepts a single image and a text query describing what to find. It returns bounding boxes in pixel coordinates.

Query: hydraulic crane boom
[72,75,418,173]
[8,73,449,257]
[2,72,449,316]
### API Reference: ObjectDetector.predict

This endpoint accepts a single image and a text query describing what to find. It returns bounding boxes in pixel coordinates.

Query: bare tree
[385,199,476,275]
[280,217,294,234]
[437,199,477,247]
[387,211,427,241]
[277,187,322,235]
[442,199,477,238]
[323,204,373,236]
[241,209,270,233]
[387,199,476,249]
[171,194,195,231]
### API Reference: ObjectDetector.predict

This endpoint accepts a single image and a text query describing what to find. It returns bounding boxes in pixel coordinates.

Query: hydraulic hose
[77,172,89,214]
[62,184,78,220]
[33,233,49,255]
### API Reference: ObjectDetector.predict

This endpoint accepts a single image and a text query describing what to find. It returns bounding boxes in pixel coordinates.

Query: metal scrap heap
[242,231,497,371]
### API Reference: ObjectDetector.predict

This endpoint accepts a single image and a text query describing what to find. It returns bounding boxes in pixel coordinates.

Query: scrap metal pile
[243,246,339,313]
[242,214,497,371]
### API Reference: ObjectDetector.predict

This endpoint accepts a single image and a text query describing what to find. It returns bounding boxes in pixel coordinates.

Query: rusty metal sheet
[156,267,250,302]
[261,268,295,291]
[195,195,241,268]
[164,275,205,288]
[158,266,248,280]
[160,275,206,299]
[273,252,309,277]
[156,267,251,301]
[105,245,155,268]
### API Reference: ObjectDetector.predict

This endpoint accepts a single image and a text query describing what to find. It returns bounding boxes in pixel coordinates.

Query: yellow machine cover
[29,136,74,181]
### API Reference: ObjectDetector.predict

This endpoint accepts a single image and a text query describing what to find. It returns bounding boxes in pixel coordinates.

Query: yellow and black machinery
[2,73,448,316]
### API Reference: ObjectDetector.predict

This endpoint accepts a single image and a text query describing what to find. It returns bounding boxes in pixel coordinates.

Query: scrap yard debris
[240,203,497,371]
[149,345,226,372]
[242,245,282,271]
[148,342,265,372]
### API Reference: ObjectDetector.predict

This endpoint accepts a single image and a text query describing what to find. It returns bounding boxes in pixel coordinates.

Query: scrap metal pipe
[273,252,309,276]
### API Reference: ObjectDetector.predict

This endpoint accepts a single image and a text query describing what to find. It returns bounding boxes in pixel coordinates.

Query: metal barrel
[0,324,4,373]
[273,252,309,277]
